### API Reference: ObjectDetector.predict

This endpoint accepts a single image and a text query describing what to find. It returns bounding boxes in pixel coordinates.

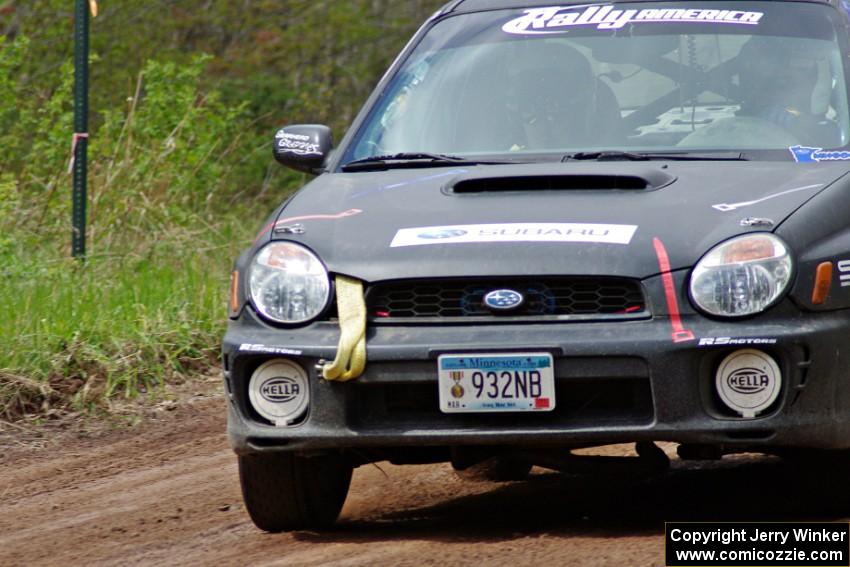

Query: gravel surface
[1,393,846,567]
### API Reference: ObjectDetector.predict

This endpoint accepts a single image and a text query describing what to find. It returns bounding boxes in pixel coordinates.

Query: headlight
[249,242,330,324]
[689,234,793,318]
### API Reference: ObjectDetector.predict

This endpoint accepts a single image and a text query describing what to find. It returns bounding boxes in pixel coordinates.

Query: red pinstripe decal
[653,237,695,344]
[253,209,363,244]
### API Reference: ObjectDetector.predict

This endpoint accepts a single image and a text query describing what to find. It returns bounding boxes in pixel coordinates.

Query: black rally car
[224,0,850,531]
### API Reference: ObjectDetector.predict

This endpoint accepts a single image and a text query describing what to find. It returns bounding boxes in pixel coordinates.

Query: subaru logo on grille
[484,289,525,311]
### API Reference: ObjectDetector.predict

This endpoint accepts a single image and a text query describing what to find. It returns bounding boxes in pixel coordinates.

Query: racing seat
[506,42,625,151]
[442,47,524,153]
[429,41,625,153]
[587,77,625,147]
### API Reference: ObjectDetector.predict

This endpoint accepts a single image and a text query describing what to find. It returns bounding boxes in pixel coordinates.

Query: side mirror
[273,125,333,174]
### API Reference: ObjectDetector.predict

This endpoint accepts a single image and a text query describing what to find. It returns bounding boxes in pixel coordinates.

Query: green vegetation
[0,1,442,418]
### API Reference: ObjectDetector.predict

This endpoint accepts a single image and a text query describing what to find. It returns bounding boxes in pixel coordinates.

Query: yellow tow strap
[322,276,367,381]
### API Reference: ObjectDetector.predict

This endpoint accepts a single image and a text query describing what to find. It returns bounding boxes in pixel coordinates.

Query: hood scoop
[448,169,676,194]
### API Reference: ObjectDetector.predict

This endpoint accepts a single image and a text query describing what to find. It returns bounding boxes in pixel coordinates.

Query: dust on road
[1,393,846,567]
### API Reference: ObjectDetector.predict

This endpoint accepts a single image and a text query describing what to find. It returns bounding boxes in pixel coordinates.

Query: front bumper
[223,280,850,455]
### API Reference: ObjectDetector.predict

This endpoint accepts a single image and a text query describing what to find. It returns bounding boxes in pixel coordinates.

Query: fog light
[715,349,781,418]
[248,359,310,426]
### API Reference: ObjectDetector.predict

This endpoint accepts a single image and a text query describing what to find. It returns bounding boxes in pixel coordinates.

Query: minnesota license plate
[438,353,556,413]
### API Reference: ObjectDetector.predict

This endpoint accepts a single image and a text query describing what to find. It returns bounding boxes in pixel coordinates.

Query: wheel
[777,449,850,511]
[238,452,353,532]
[780,448,850,468]
[454,457,532,482]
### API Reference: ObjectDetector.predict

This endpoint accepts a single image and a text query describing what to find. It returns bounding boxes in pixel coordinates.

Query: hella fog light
[715,349,781,418]
[248,359,310,426]
[690,233,793,318]
[249,242,330,325]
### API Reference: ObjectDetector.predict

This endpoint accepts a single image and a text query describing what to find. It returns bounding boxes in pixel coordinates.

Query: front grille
[365,277,647,322]
[352,378,654,430]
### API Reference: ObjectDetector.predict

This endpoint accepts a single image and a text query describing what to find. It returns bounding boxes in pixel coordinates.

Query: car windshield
[344,1,850,163]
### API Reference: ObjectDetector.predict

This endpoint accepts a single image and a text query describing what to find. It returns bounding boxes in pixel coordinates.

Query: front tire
[238,452,353,532]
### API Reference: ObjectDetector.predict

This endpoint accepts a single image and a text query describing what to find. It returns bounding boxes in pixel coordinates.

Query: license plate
[438,353,556,413]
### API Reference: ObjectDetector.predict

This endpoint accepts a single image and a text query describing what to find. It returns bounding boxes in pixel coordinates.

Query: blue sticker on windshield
[790,145,850,163]
[503,6,764,34]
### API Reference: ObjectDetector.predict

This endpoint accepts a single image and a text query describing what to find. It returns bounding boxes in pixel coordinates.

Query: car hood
[270,161,847,281]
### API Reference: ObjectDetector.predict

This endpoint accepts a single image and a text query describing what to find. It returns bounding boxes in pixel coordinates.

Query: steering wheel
[677,116,800,149]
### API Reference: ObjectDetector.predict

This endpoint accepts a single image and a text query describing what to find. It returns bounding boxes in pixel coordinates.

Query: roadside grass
[0,47,301,420]
[0,215,259,420]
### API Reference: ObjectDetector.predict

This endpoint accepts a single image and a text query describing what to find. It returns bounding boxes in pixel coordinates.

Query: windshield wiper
[341,152,506,172]
[564,151,749,162]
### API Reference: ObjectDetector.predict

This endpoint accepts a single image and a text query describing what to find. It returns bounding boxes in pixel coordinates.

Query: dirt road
[1,390,847,567]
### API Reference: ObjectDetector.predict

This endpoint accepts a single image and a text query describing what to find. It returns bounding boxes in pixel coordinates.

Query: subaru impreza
[223,0,850,531]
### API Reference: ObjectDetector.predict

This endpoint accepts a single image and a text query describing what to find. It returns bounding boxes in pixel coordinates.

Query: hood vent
[449,172,675,194]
